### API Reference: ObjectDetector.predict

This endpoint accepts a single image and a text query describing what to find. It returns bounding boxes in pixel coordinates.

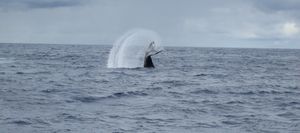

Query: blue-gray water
[0,43,300,133]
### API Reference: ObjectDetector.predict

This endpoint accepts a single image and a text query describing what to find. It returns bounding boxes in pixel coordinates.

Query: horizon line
[0,42,299,50]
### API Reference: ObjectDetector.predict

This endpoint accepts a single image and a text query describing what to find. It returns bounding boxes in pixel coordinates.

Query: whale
[144,55,154,67]
[144,41,162,68]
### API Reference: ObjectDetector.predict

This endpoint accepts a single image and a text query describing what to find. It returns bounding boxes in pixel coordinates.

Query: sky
[0,0,300,48]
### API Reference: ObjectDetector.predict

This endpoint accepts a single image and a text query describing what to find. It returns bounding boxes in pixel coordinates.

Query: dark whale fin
[144,56,155,68]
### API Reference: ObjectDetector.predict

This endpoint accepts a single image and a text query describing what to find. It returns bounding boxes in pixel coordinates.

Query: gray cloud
[252,0,300,12]
[0,0,83,10]
[0,0,299,48]
[26,0,81,9]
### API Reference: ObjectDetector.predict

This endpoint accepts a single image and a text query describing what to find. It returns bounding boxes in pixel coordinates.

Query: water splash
[107,29,163,68]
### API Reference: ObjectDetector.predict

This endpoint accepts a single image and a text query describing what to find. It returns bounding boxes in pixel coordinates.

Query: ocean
[0,43,299,133]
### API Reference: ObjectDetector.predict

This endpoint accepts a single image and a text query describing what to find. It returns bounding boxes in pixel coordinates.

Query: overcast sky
[0,0,300,48]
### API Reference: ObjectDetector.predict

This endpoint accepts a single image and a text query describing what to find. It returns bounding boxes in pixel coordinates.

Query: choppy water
[0,43,300,133]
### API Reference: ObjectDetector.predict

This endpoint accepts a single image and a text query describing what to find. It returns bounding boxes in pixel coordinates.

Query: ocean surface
[0,43,300,133]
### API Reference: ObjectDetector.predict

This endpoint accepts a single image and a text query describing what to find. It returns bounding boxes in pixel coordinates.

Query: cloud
[0,0,299,48]
[0,0,84,10]
[281,22,299,37]
[252,0,300,12]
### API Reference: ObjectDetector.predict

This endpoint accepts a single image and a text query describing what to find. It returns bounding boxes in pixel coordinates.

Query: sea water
[0,43,299,133]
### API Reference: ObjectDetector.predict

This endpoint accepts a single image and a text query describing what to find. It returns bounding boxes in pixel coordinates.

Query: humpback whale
[144,41,162,68]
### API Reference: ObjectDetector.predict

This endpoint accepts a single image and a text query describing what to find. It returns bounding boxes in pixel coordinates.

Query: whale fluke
[143,41,162,68]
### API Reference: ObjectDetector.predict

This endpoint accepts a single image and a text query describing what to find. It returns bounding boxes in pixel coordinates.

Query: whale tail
[144,41,163,68]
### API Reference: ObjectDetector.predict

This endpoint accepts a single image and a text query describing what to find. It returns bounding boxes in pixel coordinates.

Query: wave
[72,91,148,103]
[0,58,14,64]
